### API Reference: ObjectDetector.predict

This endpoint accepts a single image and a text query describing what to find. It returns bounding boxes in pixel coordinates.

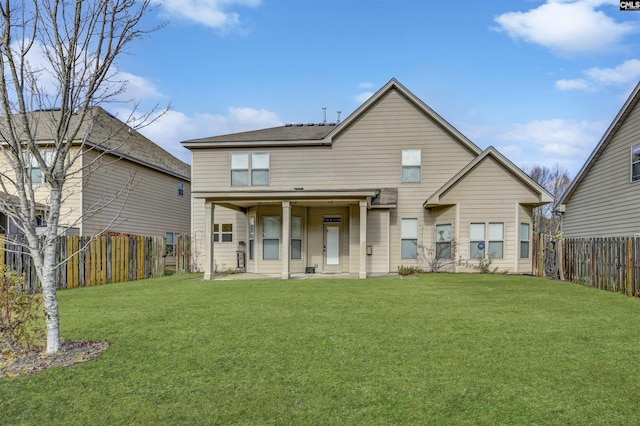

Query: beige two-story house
[183,79,551,278]
[557,81,640,238]
[0,107,191,260]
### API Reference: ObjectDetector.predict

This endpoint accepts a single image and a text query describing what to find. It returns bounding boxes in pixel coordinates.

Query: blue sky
[112,0,640,176]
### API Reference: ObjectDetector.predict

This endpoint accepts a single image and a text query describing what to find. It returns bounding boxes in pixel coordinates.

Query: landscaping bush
[0,266,45,353]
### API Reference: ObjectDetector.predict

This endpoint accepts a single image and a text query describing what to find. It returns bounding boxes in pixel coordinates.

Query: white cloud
[358,82,374,89]
[137,107,282,163]
[494,118,606,174]
[555,78,593,91]
[495,0,636,55]
[354,91,374,103]
[154,0,261,30]
[556,59,640,91]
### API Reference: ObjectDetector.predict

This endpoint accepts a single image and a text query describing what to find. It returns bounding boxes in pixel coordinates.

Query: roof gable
[558,81,640,208]
[182,78,483,156]
[425,146,553,207]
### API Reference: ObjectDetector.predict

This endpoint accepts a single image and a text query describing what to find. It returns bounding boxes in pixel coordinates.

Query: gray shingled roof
[183,123,338,145]
[1,107,190,180]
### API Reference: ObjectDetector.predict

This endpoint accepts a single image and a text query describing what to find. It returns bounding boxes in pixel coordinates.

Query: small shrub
[397,265,421,276]
[0,267,45,353]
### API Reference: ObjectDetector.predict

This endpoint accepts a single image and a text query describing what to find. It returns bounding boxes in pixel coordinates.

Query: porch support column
[281,201,291,279]
[204,202,215,280]
[359,200,367,279]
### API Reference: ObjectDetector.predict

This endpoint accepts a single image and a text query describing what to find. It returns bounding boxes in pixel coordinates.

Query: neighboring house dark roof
[0,191,47,210]
[1,107,190,180]
[557,81,640,208]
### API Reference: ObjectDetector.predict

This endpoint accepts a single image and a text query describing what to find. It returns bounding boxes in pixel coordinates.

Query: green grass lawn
[2,273,640,425]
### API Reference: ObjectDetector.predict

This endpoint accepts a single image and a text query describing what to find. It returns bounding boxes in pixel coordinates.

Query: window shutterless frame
[632,143,640,182]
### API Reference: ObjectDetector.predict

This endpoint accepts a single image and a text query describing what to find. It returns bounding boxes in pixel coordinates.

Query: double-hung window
[488,223,504,259]
[520,223,530,259]
[632,143,640,182]
[470,222,504,259]
[249,217,255,260]
[435,224,452,259]
[470,223,485,259]
[263,216,280,260]
[291,217,302,260]
[29,149,55,184]
[231,152,270,186]
[166,232,178,256]
[402,149,421,183]
[178,182,184,196]
[401,218,418,259]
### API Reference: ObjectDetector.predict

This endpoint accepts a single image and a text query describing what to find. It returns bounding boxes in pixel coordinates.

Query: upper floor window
[632,143,640,182]
[231,152,270,186]
[178,182,184,196]
[402,149,421,183]
[28,149,55,184]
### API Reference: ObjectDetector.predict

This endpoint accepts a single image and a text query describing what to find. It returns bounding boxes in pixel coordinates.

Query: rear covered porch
[198,189,395,280]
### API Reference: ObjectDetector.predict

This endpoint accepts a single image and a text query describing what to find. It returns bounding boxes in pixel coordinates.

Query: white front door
[325,225,340,269]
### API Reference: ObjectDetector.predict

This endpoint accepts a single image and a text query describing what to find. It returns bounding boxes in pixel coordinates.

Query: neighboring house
[557,81,640,238]
[182,79,551,278]
[0,107,191,261]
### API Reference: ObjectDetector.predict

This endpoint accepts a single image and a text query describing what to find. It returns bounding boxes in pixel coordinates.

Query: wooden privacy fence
[0,234,165,291]
[534,233,640,296]
[176,233,193,274]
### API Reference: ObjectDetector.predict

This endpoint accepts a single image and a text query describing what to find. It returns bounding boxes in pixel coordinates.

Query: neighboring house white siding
[560,82,640,238]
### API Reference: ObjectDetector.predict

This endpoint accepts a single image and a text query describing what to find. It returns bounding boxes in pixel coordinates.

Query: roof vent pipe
[322,107,326,124]
[337,110,341,124]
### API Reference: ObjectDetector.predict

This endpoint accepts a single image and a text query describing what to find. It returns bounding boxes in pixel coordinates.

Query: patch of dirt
[0,340,109,379]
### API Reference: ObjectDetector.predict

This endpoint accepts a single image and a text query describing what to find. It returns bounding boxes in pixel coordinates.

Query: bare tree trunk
[0,0,157,354]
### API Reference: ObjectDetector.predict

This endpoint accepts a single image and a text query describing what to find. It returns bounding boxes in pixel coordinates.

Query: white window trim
[230,152,270,186]
[401,218,419,259]
[401,149,421,183]
[520,223,530,259]
[632,143,640,183]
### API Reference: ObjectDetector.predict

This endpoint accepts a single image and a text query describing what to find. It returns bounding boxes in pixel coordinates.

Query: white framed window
[488,222,504,259]
[28,149,55,184]
[402,149,421,183]
[401,218,418,259]
[632,143,640,182]
[291,216,302,260]
[435,224,452,259]
[231,152,270,186]
[469,223,485,259]
[178,182,184,196]
[213,224,233,243]
[470,222,504,259]
[166,232,178,256]
[520,223,530,259]
[231,153,249,186]
[263,216,280,260]
[249,217,255,261]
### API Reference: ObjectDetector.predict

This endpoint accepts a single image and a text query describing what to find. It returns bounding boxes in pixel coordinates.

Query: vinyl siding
[438,156,539,272]
[191,90,476,194]
[563,101,640,237]
[0,147,83,231]
[81,149,191,236]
